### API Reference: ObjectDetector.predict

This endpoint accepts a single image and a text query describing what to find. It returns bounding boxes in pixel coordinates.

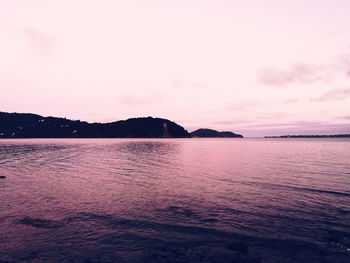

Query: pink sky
[1,0,350,136]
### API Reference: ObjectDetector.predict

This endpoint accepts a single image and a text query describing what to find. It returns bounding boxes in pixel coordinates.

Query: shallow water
[0,138,349,262]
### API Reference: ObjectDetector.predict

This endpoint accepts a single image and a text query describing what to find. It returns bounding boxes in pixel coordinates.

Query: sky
[1,0,350,137]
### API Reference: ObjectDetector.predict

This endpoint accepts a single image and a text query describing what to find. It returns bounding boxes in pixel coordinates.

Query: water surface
[0,138,349,262]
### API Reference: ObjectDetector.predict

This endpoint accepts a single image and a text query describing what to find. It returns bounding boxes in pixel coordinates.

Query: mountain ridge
[0,112,189,138]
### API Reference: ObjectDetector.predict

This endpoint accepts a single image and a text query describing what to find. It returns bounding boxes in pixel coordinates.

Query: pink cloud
[340,115,350,120]
[312,88,350,102]
[259,53,350,87]
[22,27,56,56]
[334,53,350,76]
[258,63,327,86]
[258,68,294,86]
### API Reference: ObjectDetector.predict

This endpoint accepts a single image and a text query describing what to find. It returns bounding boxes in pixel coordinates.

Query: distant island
[191,128,243,138]
[265,134,350,138]
[0,112,243,139]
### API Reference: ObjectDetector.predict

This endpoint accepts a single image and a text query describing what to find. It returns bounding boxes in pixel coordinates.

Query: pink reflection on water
[0,138,350,262]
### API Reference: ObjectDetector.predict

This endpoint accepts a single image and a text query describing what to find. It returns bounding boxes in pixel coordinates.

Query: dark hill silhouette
[191,128,243,138]
[0,112,190,138]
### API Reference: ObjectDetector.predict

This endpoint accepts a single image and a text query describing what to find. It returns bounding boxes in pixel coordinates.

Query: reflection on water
[0,138,349,262]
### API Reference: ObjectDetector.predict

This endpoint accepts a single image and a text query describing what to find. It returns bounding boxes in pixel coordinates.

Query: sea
[0,138,349,263]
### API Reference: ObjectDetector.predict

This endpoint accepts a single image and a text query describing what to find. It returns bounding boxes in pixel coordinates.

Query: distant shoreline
[265,134,350,138]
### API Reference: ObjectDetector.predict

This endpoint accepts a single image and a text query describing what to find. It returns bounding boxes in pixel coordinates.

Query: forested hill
[0,112,190,138]
[190,128,243,138]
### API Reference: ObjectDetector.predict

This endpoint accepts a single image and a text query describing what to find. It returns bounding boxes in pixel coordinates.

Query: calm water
[0,138,349,263]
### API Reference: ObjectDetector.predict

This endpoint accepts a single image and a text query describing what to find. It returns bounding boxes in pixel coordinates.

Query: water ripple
[0,138,350,262]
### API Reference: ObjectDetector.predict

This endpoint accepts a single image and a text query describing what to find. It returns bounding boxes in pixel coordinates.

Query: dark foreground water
[0,138,349,263]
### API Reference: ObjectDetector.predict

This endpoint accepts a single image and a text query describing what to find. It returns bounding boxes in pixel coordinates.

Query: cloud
[334,53,350,76]
[258,52,350,87]
[258,63,328,86]
[337,115,350,121]
[312,88,350,102]
[258,68,294,86]
[22,27,56,57]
